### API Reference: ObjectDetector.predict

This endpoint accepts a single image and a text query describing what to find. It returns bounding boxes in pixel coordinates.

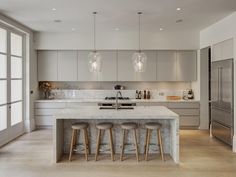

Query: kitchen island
[53,106,179,163]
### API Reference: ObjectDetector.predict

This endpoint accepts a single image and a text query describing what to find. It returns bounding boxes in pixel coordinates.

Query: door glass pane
[11,57,22,78]
[0,54,7,78]
[11,102,22,126]
[0,80,7,105]
[11,80,22,102]
[0,105,7,131]
[0,28,7,53]
[11,33,22,57]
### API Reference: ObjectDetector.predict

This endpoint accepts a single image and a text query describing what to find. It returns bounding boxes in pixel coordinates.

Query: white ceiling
[0,0,236,33]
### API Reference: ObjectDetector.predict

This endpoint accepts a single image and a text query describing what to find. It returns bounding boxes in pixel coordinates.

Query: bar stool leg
[95,129,101,161]
[84,129,90,154]
[83,128,88,161]
[144,129,148,154]
[133,129,139,162]
[69,129,76,161]
[120,129,126,161]
[109,128,115,161]
[157,129,165,161]
[145,129,151,161]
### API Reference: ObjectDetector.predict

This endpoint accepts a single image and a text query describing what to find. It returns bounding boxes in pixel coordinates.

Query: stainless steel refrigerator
[211,59,234,145]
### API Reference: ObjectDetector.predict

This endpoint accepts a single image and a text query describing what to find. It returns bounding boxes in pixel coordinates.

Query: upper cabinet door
[117,51,136,81]
[38,51,58,81]
[212,43,222,62]
[77,51,98,81]
[58,51,78,81]
[135,51,157,81]
[222,38,233,60]
[98,51,117,81]
[176,51,197,81]
[157,51,176,81]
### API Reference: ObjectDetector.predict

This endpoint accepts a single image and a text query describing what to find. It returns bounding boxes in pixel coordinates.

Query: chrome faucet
[115,91,122,110]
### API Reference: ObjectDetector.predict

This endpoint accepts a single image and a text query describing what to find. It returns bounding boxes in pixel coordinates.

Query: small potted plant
[39,81,52,99]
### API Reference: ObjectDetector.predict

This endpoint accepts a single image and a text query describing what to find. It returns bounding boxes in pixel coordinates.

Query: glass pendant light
[88,12,102,72]
[132,12,147,72]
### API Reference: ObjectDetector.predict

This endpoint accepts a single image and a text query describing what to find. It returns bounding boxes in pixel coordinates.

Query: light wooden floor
[0,130,236,177]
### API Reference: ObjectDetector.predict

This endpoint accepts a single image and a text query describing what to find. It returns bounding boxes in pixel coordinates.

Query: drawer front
[35,116,53,126]
[179,116,200,127]
[35,108,61,116]
[66,102,98,107]
[168,102,199,109]
[35,102,66,109]
[171,108,200,116]
[136,102,168,107]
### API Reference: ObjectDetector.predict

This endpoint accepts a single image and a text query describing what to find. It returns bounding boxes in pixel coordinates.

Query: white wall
[200,12,236,152]
[0,14,37,132]
[34,30,199,50]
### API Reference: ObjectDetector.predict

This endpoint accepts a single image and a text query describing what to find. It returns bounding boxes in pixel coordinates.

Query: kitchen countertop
[35,98,199,103]
[54,106,179,120]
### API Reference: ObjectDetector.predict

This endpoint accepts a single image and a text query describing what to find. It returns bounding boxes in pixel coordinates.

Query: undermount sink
[99,106,134,110]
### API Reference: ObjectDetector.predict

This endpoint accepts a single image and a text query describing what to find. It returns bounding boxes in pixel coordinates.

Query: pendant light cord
[93,12,97,52]
[138,12,142,52]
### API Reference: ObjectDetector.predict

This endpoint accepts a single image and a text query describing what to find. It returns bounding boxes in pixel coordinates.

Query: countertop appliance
[211,59,234,145]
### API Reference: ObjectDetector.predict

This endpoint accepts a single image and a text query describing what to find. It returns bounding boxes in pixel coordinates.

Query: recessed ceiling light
[176,19,183,23]
[52,8,56,11]
[159,28,164,31]
[54,19,62,23]
[176,7,181,11]
[71,28,76,31]
[115,28,120,31]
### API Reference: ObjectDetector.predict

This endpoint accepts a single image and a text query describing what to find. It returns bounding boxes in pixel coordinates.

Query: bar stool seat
[69,122,90,161]
[144,122,165,161]
[121,122,138,129]
[95,122,114,161]
[72,122,89,129]
[120,122,139,162]
[145,122,162,130]
[96,122,113,129]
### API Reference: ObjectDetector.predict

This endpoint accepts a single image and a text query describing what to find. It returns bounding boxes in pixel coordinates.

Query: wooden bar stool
[68,122,89,161]
[144,122,165,161]
[120,122,139,162]
[95,122,115,161]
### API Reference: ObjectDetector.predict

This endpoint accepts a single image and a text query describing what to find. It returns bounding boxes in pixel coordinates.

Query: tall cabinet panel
[77,51,98,81]
[117,51,136,81]
[176,51,197,81]
[98,51,117,81]
[38,51,58,81]
[58,51,78,81]
[157,51,176,81]
[136,51,157,81]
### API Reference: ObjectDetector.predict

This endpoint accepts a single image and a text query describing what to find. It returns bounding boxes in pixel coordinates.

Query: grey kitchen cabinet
[137,101,200,128]
[58,51,78,81]
[176,51,197,81]
[77,51,98,81]
[135,51,157,81]
[98,51,117,81]
[117,51,136,81]
[157,51,176,81]
[38,51,58,81]
[212,38,233,62]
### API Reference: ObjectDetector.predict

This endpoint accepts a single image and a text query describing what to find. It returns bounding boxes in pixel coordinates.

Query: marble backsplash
[48,89,187,100]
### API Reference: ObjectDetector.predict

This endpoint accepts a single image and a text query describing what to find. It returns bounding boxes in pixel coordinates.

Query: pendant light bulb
[88,12,102,72]
[132,12,147,72]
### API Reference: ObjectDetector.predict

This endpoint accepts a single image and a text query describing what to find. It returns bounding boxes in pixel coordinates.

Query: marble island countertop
[36,98,199,103]
[54,106,179,120]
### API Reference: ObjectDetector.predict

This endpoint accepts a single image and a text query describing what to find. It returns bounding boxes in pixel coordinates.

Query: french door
[0,24,25,146]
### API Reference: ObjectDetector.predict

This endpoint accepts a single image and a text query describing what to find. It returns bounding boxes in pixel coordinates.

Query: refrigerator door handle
[219,67,223,102]
[217,67,220,102]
